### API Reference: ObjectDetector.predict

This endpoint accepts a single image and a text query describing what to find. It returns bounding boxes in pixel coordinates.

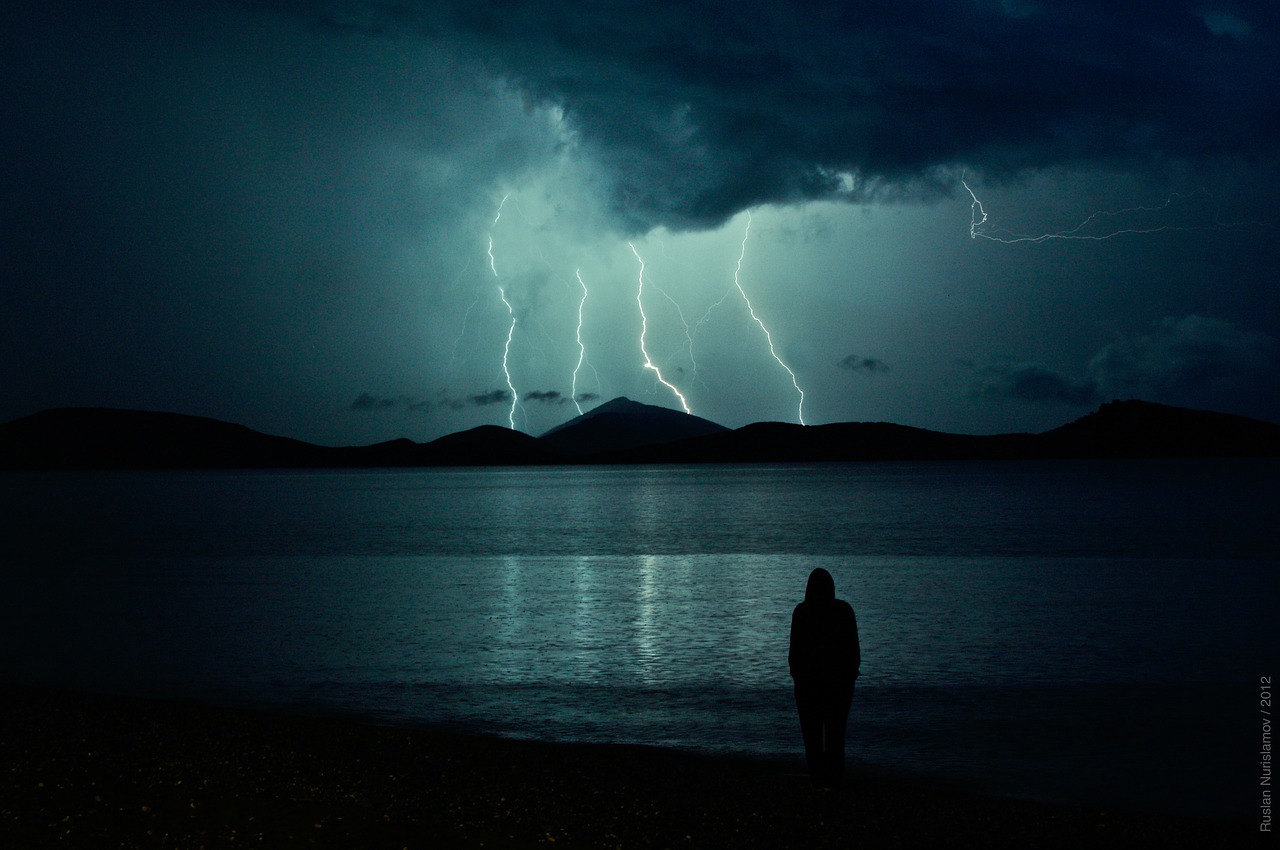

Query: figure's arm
[848,607,861,680]
[787,607,799,680]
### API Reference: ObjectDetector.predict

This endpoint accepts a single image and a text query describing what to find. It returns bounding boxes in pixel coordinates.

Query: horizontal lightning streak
[962,180,1266,243]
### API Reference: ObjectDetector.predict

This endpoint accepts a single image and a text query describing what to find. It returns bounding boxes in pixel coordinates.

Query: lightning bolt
[488,192,511,271]
[498,286,520,430]
[628,242,692,414]
[962,179,1266,243]
[731,211,807,425]
[448,290,480,371]
[442,250,478,374]
[651,283,697,377]
[963,178,990,240]
[487,192,523,430]
[571,269,589,415]
[654,238,706,379]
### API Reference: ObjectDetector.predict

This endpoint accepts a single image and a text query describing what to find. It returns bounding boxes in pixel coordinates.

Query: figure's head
[805,567,836,602]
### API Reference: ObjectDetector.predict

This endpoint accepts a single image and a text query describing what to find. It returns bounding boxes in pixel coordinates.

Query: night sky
[4,0,1278,446]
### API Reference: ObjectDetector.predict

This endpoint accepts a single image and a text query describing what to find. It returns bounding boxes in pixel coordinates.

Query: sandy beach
[0,684,1248,849]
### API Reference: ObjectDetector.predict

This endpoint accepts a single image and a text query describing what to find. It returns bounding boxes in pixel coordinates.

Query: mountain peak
[539,396,728,455]
[592,396,643,413]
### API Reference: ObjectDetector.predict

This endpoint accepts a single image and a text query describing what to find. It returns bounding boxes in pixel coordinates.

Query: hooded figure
[788,567,860,787]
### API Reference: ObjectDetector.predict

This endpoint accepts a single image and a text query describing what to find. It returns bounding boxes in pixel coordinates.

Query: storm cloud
[267,0,1280,232]
[1088,315,1279,406]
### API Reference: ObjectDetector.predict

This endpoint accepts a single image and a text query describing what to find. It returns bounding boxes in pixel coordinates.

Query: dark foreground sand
[1,686,1244,849]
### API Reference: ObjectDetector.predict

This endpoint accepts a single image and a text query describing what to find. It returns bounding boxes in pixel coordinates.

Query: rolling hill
[1,399,1277,469]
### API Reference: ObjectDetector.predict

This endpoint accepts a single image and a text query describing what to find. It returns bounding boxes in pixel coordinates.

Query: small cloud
[470,389,512,407]
[575,392,601,403]
[525,390,566,404]
[837,355,889,374]
[1200,11,1253,40]
[350,392,398,411]
[352,393,439,414]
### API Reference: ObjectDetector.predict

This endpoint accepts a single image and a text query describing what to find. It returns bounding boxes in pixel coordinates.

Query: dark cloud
[273,0,1280,232]
[971,316,1279,416]
[838,355,889,375]
[971,363,1098,406]
[438,390,568,411]
[575,392,601,404]
[1088,315,1279,407]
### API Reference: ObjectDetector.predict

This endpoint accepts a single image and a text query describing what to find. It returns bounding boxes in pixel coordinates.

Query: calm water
[1,460,1275,818]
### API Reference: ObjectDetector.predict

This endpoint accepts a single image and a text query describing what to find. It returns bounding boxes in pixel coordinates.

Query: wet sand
[0,685,1243,848]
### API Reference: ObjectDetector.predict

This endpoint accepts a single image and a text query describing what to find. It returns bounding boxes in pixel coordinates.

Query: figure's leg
[794,685,825,784]
[822,685,855,786]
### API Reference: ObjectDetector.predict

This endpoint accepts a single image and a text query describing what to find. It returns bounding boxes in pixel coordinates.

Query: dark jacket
[788,568,860,687]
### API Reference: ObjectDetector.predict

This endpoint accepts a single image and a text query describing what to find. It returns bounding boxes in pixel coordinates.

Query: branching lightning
[628,242,692,414]
[486,234,500,275]
[449,291,480,371]
[730,211,807,425]
[962,178,1266,243]
[964,179,990,240]
[438,166,1272,439]
[652,282,697,376]
[464,191,839,432]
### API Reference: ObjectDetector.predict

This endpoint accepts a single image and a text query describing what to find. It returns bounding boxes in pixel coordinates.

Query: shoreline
[1,684,1245,848]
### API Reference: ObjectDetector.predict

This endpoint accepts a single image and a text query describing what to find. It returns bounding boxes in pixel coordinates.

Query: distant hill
[628,420,1035,464]
[1038,399,1280,458]
[1,398,1278,469]
[418,425,560,466]
[0,409,560,470]
[0,407,330,469]
[632,400,1280,463]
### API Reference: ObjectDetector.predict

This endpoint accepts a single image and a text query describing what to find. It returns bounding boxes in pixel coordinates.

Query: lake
[1,459,1274,819]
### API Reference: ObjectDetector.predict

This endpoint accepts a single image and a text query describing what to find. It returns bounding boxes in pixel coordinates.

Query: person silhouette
[788,567,861,788]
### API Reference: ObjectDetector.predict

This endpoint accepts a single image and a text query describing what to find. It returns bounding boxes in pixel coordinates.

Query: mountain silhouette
[2,398,1278,469]
[539,397,729,455]
[0,407,329,469]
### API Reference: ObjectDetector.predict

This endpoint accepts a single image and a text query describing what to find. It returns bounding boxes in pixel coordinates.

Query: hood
[804,568,836,602]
